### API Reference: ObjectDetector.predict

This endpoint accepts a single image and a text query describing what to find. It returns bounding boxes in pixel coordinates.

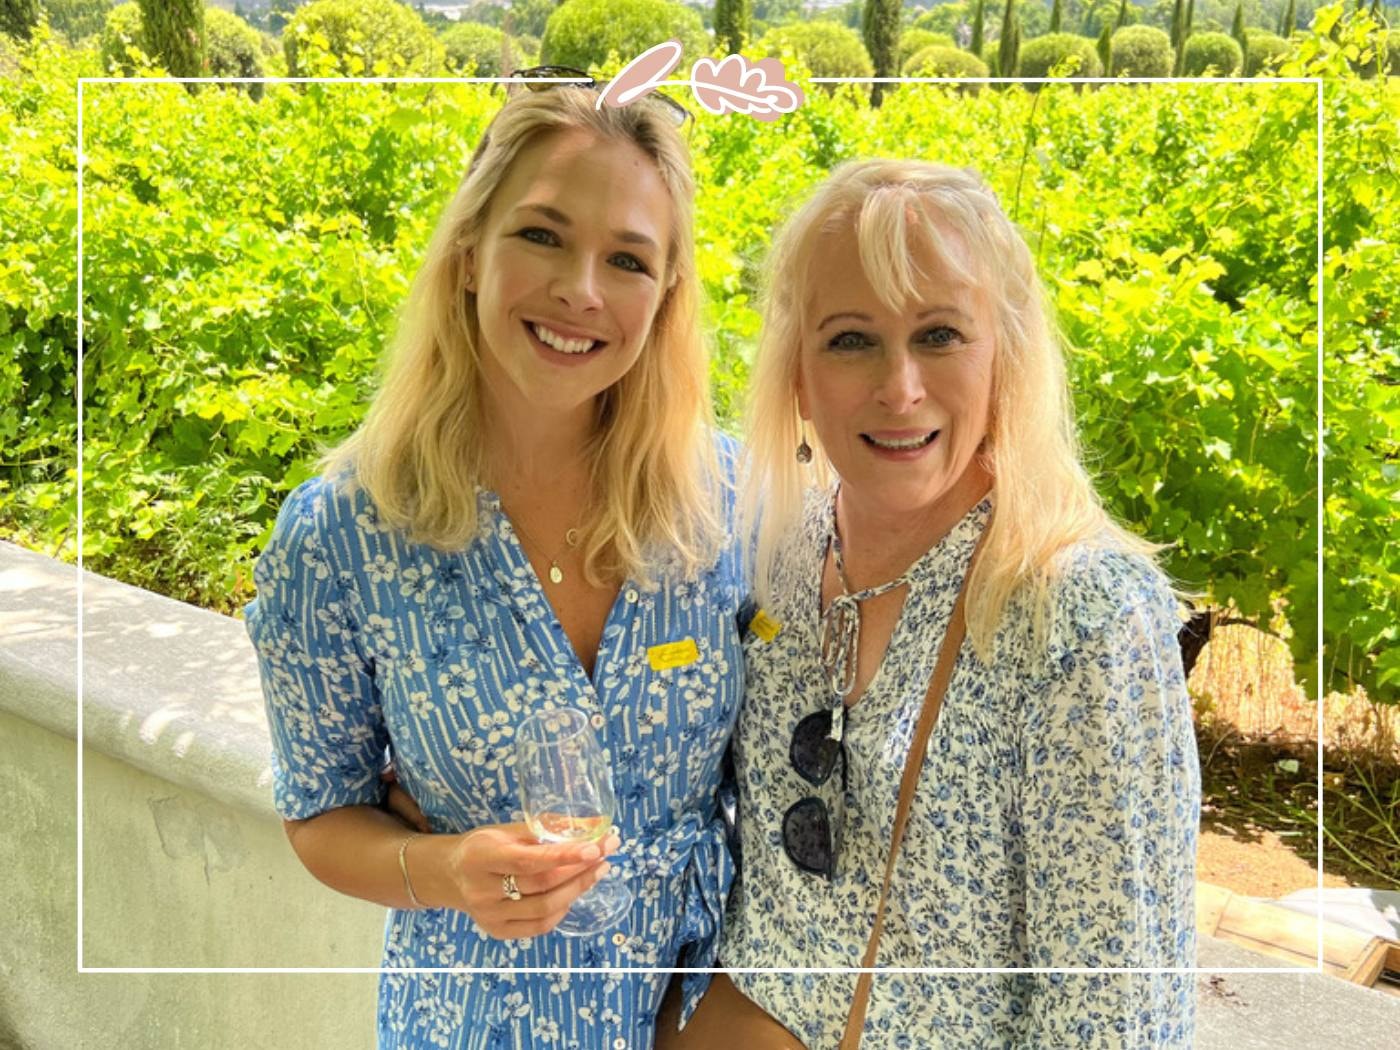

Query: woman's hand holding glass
[435,821,621,940]
[381,761,621,939]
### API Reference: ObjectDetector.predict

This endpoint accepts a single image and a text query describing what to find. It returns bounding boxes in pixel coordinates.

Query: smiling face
[797,219,997,523]
[465,127,674,428]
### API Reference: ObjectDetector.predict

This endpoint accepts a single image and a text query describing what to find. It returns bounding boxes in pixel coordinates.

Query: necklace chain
[507,511,580,586]
[820,496,914,741]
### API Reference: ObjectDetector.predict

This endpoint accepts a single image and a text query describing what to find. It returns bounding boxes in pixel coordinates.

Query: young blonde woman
[670,161,1199,1048]
[246,86,745,1050]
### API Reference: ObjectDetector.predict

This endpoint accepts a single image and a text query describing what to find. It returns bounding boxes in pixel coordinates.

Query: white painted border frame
[74,72,1327,978]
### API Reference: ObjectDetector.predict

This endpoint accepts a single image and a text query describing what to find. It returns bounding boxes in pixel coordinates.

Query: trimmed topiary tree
[1049,0,1063,33]
[1016,31,1104,77]
[540,0,707,72]
[1182,30,1242,75]
[205,7,266,97]
[137,0,203,79]
[1242,27,1289,75]
[283,0,444,77]
[898,28,955,68]
[970,0,985,55]
[904,43,989,77]
[980,39,999,73]
[1109,23,1172,76]
[440,20,507,75]
[1096,19,1112,69]
[756,20,874,78]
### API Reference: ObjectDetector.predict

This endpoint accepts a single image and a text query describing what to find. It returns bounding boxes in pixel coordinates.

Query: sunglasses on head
[782,706,848,880]
[509,65,693,130]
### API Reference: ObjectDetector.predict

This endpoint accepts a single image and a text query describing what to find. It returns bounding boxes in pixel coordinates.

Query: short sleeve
[1018,558,1200,1046]
[244,478,390,820]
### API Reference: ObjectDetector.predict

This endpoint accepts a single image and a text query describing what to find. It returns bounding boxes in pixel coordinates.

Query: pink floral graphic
[596,40,685,109]
[592,40,804,123]
[690,55,804,122]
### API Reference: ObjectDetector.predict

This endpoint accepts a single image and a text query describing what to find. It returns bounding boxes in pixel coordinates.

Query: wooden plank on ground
[1195,881,1395,986]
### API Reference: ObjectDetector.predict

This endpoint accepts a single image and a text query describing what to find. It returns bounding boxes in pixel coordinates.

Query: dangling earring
[796,425,812,464]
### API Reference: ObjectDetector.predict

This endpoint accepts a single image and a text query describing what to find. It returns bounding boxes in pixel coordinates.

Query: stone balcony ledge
[0,539,275,816]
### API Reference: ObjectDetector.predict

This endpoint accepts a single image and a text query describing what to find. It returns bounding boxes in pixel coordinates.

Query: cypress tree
[862,0,901,106]
[1097,19,1113,70]
[137,0,205,80]
[0,0,39,40]
[997,0,1019,77]
[971,0,986,55]
[714,0,750,54]
[1116,0,1130,29]
[1231,0,1247,70]
[1050,0,1063,33]
[1179,0,1195,73]
[1170,0,1183,48]
[1281,0,1296,35]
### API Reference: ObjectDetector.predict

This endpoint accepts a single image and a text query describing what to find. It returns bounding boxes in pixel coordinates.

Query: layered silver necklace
[819,498,915,744]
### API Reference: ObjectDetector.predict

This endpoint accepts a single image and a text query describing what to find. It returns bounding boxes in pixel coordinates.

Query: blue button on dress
[721,493,1200,1049]
[246,459,746,1050]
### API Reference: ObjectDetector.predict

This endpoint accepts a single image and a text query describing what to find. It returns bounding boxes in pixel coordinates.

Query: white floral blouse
[721,492,1200,1049]
[245,459,746,1050]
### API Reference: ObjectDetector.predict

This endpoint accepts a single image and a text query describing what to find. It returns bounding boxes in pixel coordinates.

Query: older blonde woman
[695,161,1199,1048]
[246,84,745,1049]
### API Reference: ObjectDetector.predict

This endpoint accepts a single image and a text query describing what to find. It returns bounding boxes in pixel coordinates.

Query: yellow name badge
[749,608,782,643]
[648,638,700,671]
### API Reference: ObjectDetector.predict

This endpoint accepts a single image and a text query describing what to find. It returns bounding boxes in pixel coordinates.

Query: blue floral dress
[721,493,1200,1049]
[245,464,745,1050]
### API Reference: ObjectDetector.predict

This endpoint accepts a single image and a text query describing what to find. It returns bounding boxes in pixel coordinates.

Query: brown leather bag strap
[838,536,982,1050]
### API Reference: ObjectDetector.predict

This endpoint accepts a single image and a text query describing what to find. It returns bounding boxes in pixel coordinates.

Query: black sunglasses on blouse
[782,706,848,880]
[509,65,693,130]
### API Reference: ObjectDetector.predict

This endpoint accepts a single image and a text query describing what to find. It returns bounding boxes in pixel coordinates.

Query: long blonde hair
[743,159,1159,656]
[324,88,723,584]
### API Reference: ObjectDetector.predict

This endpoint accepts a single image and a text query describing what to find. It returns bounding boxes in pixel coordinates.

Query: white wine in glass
[516,708,631,936]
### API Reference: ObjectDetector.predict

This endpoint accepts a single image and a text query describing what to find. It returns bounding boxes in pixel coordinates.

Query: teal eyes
[825,326,962,351]
[517,227,559,246]
[922,325,960,347]
[609,253,648,275]
[828,331,873,350]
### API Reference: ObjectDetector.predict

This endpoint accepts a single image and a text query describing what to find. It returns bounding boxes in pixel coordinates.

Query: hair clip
[597,40,805,124]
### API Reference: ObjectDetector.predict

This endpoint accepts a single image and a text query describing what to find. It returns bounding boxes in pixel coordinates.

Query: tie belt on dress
[614,810,735,968]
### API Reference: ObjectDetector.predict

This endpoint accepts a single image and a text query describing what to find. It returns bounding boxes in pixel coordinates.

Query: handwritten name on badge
[648,638,700,671]
[749,609,781,643]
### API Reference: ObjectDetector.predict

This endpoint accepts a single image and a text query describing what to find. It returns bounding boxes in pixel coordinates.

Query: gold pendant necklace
[511,513,580,586]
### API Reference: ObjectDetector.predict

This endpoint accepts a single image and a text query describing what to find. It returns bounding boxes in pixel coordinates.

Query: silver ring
[501,873,522,901]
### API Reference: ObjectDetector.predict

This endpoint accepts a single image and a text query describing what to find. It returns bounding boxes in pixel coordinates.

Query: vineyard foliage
[0,5,1396,704]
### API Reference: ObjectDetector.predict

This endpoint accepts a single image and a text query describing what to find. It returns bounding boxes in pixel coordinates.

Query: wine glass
[515,707,632,936]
